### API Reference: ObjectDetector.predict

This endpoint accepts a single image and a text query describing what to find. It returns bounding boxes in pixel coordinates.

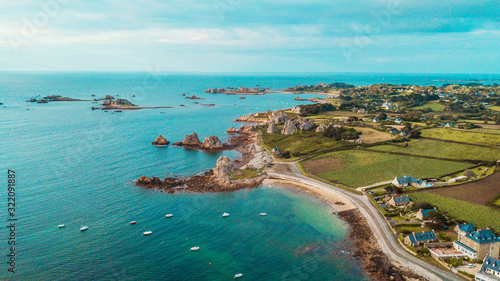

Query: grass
[396,224,428,233]
[495,198,500,207]
[302,150,472,188]
[412,102,444,112]
[469,128,500,135]
[408,192,500,233]
[369,139,500,161]
[421,128,500,147]
[488,106,500,112]
[261,129,352,160]
[229,169,261,179]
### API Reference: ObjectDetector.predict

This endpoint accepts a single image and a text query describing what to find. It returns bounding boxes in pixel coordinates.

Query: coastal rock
[269,112,289,125]
[152,135,170,146]
[213,156,237,178]
[201,135,223,150]
[267,121,276,133]
[315,123,331,133]
[183,133,202,146]
[298,119,315,131]
[226,127,237,134]
[105,95,115,100]
[136,176,152,185]
[281,120,297,135]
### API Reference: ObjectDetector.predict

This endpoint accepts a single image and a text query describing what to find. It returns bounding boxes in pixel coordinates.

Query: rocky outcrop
[152,135,170,146]
[281,120,297,135]
[105,95,115,100]
[202,135,223,150]
[269,112,289,125]
[226,127,237,134]
[182,133,202,146]
[267,121,276,133]
[101,98,137,109]
[213,156,237,178]
[298,118,315,131]
[205,88,226,94]
[185,95,204,100]
[316,123,331,133]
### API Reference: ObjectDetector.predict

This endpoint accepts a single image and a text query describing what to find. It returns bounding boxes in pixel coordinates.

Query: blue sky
[0,0,499,73]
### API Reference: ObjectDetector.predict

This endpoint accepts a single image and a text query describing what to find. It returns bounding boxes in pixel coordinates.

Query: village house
[453,228,500,260]
[416,208,437,220]
[395,118,402,124]
[388,195,411,207]
[455,223,476,237]
[372,118,379,123]
[392,176,431,188]
[404,231,437,247]
[476,255,500,281]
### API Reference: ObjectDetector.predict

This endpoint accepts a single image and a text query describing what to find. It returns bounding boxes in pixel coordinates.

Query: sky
[0,0,499,73]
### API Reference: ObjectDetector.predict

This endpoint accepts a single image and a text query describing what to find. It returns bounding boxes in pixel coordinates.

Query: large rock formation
[183,133,202,146]
[316,123,331,133]
[202,135,223,150]
[298,119,315,131]
[281,120,297,135]
[267,121,276,133]
[226,127,237,134]
[269,112,289,125]
[152,135,170,146]
[104,95,115,100]
[213,156,237,178]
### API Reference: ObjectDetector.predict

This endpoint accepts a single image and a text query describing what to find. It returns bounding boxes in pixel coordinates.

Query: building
[372,118,379,123]
[453,229,500,260]
[392,176,431,188]
[476,255,500,281]
[416,208,437,220]
[455,223,475,237]
[388,195,411,207]
[395,118,402,124]
[404,231,437,247]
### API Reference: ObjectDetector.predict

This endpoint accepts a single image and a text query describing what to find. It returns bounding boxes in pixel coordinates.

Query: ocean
[0,72,496,280]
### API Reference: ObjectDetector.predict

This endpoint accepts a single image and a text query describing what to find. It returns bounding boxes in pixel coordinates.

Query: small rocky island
[172,133,226,150]
[152,135,170,146]
[29,95,84,103]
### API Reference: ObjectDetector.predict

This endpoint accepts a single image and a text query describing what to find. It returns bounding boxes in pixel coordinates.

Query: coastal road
[270,161,463,281]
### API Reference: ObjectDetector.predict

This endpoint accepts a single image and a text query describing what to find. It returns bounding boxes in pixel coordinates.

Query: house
[453,229,500,260]
[399,131,408,136]
[404,231,437,247]
[392,176,431,188]
[357,108,366,114]
[455,223,475,237]
[476,256,500,281]
[271,148,280,155]
[388,195,411,207]
[395,118,402,124]
[416,208,437,220]
[372,118,379,123]
[444,122,454,127]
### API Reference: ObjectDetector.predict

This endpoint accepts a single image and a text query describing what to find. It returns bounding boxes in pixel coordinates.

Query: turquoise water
[0,72,495,280]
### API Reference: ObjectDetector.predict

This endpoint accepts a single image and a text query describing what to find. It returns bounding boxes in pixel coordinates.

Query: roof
[420,209,436,217]
[458,223,475,233]
[392,196,410,204]
[408,231,437,243]
[395,176,424,185]
[466,229,500,244]
[481,256,500,274]
[453,240,477,254]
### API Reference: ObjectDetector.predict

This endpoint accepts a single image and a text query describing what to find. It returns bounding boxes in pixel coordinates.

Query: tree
[412,202,433,210]
[378,112,387,120]
[426,211,448,230]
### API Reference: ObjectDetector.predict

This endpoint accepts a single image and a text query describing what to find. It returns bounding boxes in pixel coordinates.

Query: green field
[421,128,500,147]
[304,150,471,187]
[261,130,351,160]
[470,128,500,135]
[488,106,500,112]
[409,193,500,233]
[369,139,500,161]
[412,102,444,111]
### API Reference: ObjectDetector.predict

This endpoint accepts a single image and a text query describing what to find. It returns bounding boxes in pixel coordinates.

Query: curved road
[270,161,462,281]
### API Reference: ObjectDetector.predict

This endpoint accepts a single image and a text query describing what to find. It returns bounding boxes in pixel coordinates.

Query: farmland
[412,102,444,112]
[302,150,471,188]
[417,172,500,205]
[408,193,500,233]
[421,128,500,147]
[368,139,500,161]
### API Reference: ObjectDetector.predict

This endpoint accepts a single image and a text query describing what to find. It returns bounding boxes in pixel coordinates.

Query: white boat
[80,226,88,231]
[234,273,243,278]
[58,224,66,228]
[190,246,200,251]
[259,213,267,216]
[268,185,273,188]
[165,214,173,218]
[222,212,230,217]
[143,231,153,235]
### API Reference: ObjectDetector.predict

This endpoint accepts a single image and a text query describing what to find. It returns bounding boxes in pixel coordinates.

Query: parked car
[467,263,475,268]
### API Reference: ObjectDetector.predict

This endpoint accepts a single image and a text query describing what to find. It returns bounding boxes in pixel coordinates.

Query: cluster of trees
[296,103,336,116]
[286,82,354,92]
[323,127,360,141]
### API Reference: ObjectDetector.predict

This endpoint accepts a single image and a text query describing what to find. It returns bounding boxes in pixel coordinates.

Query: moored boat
[234,273,243,278]
[58,224,66,228]
[165,214,173,218]
[222,212,230,217]
[143,231,153,235]
[259,213,267,216]
[190,246,200,251]
[129,221,137,225]
[80,226,88,231]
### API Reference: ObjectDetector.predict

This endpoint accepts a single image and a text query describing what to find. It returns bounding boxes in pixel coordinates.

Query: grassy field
[229,169,261,179]
[261,130,351,160]
[368,139,500,161]
[488,106,500,112]
[353,127,394,144]
[470,128,500,135]
[408,193,500,232]
[412,102,444,112]
[421,128,500,147]
[302,150,471,188]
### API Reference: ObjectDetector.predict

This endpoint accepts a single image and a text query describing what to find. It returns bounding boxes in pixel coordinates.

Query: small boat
[129,221,137,225]
[58,224,66,228]
[268,185,273,188]
[190,246,200,251]
[234,273,243,278]
[80,226,89,231]
[143,231,153,235]
[222,212,230,218]
[165,214,173,218]
[259,213,267,216]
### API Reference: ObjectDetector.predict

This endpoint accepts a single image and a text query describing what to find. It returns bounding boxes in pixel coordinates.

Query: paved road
[270,161,463,281]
